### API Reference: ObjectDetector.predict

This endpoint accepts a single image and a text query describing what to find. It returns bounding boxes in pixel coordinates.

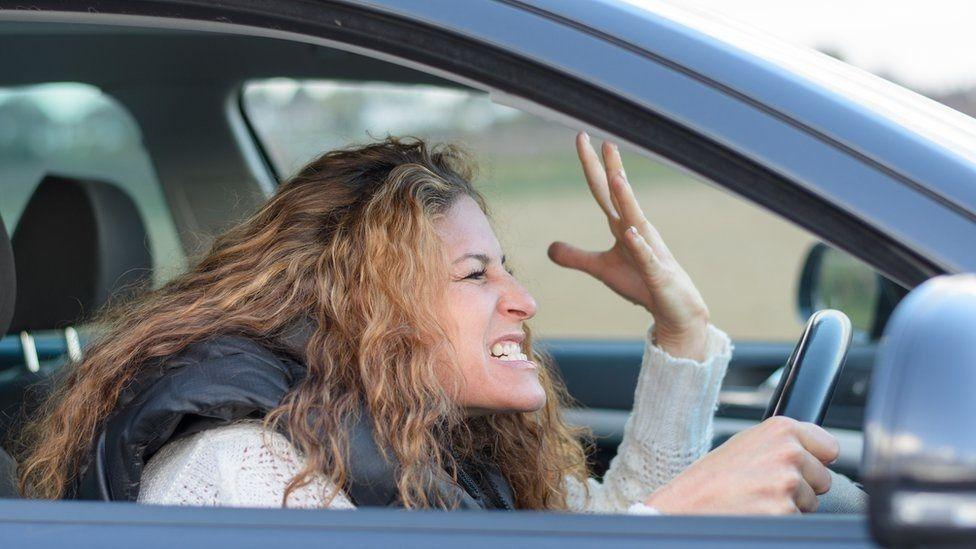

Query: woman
[18,134,837,514]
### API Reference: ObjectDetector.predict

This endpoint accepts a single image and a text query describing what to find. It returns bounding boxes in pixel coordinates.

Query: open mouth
[489,341,529,362]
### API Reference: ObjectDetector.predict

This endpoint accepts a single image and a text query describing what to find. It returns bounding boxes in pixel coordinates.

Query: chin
[461,355,549,414]
[499,383,548,413]
[512,396,547,413]
[465,383,547,415]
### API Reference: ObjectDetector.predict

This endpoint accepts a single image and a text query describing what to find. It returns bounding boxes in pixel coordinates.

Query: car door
[3,0,974,546]
[0,498,875,547]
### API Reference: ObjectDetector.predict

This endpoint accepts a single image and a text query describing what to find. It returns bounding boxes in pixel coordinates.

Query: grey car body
[1,0,974,546]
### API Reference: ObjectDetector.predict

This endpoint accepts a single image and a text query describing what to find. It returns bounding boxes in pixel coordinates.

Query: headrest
[8,174,152,333]
[0,216,14,335]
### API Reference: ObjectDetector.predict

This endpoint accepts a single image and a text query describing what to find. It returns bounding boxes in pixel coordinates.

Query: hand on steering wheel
[548,133,710,360]
[645,416,840,514]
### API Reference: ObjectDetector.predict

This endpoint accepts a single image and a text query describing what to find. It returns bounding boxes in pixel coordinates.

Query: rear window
[0,83,184,285]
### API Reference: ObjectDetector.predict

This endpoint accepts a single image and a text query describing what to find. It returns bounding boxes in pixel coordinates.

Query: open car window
[242,79,827,342]
[242,80,884,474]
[0,16,885,518]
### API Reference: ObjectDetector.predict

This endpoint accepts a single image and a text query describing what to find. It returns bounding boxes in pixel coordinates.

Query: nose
[500,277,537,320]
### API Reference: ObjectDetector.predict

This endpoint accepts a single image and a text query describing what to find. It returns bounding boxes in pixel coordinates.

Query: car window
[0,82,185,286]
[243,79,822,341]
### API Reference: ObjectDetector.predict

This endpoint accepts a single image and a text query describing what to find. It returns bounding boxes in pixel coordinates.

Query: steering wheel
[762,309,866,514]
[764,309,851,423]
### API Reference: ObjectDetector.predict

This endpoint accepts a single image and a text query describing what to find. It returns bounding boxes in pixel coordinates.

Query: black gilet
[70,323,515,510]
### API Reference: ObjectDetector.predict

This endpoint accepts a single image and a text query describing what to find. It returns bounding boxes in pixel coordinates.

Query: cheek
[441,288,546,412]
[439,284,545,412]
[444,285,497,353]
[437,286,491,390]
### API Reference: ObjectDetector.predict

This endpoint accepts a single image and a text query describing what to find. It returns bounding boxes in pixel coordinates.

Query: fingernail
[582,132,590,143]
[628,226,638,235]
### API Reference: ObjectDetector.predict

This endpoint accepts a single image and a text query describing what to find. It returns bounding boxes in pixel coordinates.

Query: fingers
[602,141,625,214]
[622,226,665,285]
[575,133,617,220]
[547,241,602,276]
[608,172,645,229]
[609,174,673,260]
[795,422,841,465]
[799,450,832,495]
[793,476,819,513]
[602,140,624,183]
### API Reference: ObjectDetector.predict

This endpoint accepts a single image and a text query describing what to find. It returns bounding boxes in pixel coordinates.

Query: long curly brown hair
[16,137,588,509]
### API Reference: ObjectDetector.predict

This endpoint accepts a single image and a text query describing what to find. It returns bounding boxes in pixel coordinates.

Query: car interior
[0,20,901,508]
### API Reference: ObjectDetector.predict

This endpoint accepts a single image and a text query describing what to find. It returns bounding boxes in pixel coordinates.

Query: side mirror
[864,274,976,546]
[797,243,906,340]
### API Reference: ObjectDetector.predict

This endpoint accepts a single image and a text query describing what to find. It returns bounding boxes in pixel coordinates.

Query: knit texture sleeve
[565,323,732,513]
[138,421,355,509]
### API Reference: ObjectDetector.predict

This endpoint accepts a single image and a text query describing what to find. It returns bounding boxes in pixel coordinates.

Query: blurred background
[3,1,973,341]
[669,0,976,95]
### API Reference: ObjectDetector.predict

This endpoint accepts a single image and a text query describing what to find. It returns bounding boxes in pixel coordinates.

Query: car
[0,0,974,546]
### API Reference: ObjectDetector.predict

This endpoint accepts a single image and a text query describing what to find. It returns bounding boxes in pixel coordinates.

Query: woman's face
[436,196,546,414]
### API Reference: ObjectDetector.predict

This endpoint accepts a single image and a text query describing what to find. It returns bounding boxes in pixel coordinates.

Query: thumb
[548,241,602,276]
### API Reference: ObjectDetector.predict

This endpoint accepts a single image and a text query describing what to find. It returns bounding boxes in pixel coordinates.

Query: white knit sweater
[138,324,732,512]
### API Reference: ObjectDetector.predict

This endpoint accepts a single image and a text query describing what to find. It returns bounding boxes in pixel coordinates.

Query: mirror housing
[798,243,906,340]
[864,274,976,546]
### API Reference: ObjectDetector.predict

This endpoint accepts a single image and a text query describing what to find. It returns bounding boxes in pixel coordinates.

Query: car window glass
[0,82,185,286]
[244,79,841,342]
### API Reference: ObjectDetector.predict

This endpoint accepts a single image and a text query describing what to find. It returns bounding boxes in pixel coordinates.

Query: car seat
[0,174,153,446]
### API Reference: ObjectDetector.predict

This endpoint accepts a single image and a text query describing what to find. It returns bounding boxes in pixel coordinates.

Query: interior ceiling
[0,21,461,89]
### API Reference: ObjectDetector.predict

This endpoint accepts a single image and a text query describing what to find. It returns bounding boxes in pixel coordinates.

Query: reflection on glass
[815,249,879,335]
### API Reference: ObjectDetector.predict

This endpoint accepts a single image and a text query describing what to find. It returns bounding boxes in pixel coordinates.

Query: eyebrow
[453,253,506,266]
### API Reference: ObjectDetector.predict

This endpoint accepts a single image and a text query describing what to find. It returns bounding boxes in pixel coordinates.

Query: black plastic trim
[235,87,282,184]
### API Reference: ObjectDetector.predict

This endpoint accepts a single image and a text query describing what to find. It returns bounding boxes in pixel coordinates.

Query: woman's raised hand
[548,133,710,360]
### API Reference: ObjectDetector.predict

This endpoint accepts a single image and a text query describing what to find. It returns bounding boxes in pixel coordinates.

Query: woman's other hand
[644,417,840,514]
[548,133,710,360]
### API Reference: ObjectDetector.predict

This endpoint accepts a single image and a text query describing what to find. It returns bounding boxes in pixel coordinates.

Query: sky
[666,0,976,93]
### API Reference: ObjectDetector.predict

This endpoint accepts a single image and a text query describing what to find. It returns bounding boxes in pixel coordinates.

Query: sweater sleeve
[138,421,355,509]
[564,323,733,513]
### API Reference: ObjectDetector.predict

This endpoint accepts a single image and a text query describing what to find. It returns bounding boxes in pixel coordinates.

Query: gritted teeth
[489,341,528,361]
